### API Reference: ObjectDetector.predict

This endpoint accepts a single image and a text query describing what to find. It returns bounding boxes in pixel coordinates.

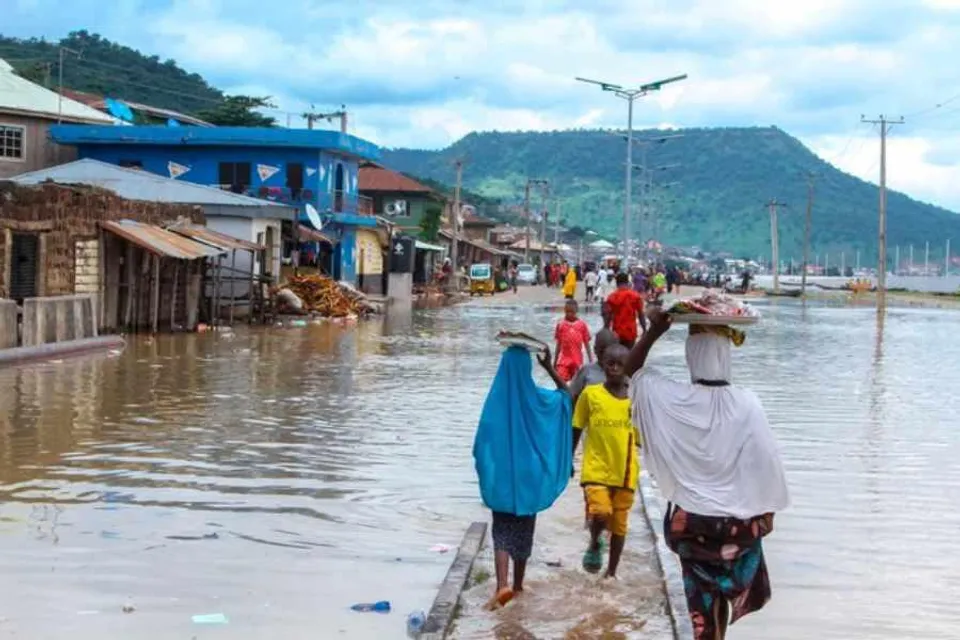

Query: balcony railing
[212,185,374,216]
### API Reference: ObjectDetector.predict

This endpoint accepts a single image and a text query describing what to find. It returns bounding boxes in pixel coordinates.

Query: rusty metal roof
[296,225,338,245]
[167,223,264,252]
[102,220,226,260]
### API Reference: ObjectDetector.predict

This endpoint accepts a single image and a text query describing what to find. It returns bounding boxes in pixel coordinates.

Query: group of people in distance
[484,270,790,640]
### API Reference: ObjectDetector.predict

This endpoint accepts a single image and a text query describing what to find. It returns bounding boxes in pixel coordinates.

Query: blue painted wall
[74,144,363,214]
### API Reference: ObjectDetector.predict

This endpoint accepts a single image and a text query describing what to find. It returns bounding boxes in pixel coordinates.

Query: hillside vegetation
[0,31,223,114]
[383,128,960,261]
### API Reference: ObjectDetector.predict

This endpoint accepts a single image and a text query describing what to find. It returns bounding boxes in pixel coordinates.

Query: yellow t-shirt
[572,384,640,490]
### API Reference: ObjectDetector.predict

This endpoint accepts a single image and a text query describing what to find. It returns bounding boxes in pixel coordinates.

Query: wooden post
[123,243,135,330]
[248,249,257,325]
[97,227,106,331]
[150,255,160,333]
[213,255,223,326]
[171,261,179,332]
[207,259,215,324]
[229,249,237,326]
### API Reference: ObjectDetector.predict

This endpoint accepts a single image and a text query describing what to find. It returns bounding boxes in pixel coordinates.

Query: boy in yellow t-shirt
[572,343,639,578]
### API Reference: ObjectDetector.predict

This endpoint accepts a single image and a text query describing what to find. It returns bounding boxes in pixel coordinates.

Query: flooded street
[1,293,958,639]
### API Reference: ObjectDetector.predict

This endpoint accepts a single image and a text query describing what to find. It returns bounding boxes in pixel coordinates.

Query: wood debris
[274,275,380,317]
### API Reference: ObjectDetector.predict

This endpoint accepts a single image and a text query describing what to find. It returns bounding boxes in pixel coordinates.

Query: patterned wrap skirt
[491,512,537,561]
[664,503,775,640]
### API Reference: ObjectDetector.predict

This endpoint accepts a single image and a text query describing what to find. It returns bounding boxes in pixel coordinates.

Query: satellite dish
[305,203,323,231]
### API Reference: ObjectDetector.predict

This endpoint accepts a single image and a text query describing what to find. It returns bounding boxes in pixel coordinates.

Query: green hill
[382,128,960,261]
[0,30,223,114]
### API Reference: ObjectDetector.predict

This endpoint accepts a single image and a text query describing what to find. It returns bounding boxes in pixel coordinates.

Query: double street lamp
[575,74,687,265]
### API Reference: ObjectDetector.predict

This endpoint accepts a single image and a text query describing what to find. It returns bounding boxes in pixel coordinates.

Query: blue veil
[473,346,572,516]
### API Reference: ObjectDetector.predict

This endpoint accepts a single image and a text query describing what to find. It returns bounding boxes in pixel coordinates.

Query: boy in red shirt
[605,272,647,348]
[553,299,592,381]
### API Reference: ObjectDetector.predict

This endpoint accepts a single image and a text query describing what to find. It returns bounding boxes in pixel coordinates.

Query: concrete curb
[638,475,693,640]
[0,335,126,367]
[420,521,487,639]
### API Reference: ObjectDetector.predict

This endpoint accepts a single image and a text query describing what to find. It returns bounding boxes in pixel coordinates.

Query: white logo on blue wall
[306,167,317,177]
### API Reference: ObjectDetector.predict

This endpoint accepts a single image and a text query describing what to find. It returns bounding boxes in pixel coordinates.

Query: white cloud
[7,0,960,211]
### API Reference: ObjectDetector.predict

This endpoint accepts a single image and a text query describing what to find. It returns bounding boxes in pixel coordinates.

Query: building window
[286,163,304,199]
[0,124,25,161]
[218,162,252,193]
[119,159,143,169]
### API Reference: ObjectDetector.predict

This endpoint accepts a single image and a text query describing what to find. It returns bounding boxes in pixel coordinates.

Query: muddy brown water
[0,299,957,639]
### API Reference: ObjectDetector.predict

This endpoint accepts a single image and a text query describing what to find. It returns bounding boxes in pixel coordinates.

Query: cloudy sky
[6,0,960,210]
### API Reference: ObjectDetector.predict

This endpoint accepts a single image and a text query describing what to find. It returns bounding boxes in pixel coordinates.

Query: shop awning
[296,224,338,245]
[415,240,446,252]
[102,220,225,260]
[167,223,264,252]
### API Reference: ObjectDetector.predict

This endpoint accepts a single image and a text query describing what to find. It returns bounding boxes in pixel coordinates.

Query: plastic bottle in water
[406,610,426,636]
[350,601,391,613]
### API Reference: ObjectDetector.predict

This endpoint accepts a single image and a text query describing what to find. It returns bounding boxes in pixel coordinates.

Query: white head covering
[685,333,732,382]
[630,334,790,519]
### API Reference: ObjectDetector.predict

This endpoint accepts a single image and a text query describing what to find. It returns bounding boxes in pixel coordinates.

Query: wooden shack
[0,182,216,336]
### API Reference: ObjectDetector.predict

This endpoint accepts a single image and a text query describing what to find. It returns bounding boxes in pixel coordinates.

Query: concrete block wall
[0,300,17,349]
[20,295,98,348]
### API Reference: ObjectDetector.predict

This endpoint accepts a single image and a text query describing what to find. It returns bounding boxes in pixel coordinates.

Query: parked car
[516,263,537,285]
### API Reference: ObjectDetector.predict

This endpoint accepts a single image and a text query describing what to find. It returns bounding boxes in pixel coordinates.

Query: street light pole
[575,73,687,268]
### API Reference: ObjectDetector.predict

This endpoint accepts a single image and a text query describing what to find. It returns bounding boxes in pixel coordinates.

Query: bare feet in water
[485,587,514,610]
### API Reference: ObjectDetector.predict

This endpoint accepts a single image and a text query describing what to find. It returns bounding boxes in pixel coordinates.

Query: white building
[0,57,115,179]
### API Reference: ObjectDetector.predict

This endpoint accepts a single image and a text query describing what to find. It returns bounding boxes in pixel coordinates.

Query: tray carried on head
[496,330,548,353]
[668,313,759,326]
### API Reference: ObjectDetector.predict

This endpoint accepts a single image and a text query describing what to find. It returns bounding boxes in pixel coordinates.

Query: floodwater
[0,298,958,639]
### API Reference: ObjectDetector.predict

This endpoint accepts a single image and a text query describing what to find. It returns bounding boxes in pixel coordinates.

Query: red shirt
[606,287,644,342]
[554,318,590,369]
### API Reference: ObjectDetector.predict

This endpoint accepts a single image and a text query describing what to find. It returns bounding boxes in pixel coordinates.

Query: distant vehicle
[516,263,537,285]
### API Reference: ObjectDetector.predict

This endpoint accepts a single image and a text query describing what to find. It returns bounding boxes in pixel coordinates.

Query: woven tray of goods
[665,290,760,326]
[495,330,549,353]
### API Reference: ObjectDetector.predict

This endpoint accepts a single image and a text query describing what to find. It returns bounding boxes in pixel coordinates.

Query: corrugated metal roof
[0,59,116,123]
[415,240,446,252]
[11,159,294,211]
[60,89,213,126]
[359,165,434,193]
[167,224,263,252]
[296,225,337,245]
[103,220,226,259]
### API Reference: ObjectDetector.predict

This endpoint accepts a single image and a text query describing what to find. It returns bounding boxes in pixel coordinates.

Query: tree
[420,204,442,242]
[15,63,50,86]
[197,95,277,127]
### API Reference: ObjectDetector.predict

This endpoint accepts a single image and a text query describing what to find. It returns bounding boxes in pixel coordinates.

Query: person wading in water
[572,343,638,579]
[624,309,789,639]
[605,272,647,348]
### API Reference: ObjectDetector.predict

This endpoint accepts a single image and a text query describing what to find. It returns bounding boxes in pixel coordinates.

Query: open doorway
[334,163,344,212]
[9,232,40,303]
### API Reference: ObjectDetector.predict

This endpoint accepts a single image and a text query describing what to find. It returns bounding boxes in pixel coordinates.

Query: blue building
[49,125,385,289]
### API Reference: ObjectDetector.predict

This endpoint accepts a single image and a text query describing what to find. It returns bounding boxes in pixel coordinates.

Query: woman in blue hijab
[474,345,572,609]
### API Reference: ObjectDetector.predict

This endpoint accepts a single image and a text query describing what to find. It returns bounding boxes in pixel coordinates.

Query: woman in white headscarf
[624,309,789,640]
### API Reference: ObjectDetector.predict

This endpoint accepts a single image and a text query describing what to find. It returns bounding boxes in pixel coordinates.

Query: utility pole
[895,245,900,276]
[575,74,688,264]
[841,252,846,277]
[802,172,815,296]
[862,114,904,303]
[57,46,82,124]
[909,245,914,273]
[925,241,930,275]
[450,159,463,291]
[303,105,348,132]
[947,238,952,277]
[766,199,787,292]
[856,250,860,272]
[523,178,548,262]
[553,200,563,244]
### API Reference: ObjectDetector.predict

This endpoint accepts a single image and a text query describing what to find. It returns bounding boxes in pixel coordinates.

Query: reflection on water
[0,301,958,639]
